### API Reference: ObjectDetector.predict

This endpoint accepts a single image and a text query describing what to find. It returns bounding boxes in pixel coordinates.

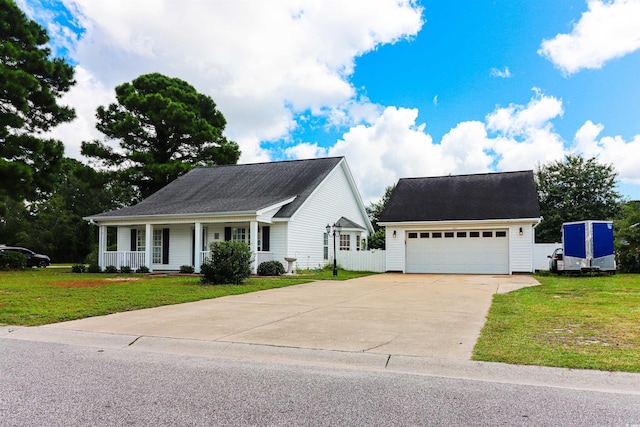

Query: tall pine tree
[0,0,75,206]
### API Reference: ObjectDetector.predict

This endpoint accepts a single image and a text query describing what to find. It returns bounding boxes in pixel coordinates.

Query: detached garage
[379,171,541,274]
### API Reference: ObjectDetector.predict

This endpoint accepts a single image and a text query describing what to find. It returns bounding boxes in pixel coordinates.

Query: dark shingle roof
[379,170,540,222]
[336,217,366,230]
[89,157,343,219]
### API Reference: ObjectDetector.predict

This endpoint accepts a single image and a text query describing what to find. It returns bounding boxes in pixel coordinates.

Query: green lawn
[473,273,640,372]
[0,267,374,326]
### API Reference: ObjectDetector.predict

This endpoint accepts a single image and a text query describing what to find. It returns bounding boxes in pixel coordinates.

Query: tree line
[1,0,239,262]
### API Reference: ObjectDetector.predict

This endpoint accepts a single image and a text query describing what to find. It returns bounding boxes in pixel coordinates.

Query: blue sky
[18,0,640,203]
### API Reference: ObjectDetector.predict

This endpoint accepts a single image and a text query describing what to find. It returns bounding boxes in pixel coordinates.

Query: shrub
[120,265,132,273]
[201,241,253,285]
[0,251,26,270]
[87,263,101,273]
[136,265,150,273]
[179,265,195,274]
[257,260,285,276]
[104,265,118,273]
[71,264,86,273]
[84,247,99,265]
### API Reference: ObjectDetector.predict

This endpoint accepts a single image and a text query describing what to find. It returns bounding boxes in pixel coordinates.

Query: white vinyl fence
[533,243,562,271]
[334,250,386,273]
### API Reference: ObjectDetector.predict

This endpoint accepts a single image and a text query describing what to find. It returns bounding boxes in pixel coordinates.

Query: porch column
[145,223,153,271]
[98,225,107,269]
[194,222,202,273]
[250,220,258,274]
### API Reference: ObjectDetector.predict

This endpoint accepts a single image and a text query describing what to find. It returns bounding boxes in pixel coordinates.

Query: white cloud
[490,67,512,78]
[573,121,640,184]
[539,0,640,75]
[486,90,566,171]
[45,66,115,159]
[284,143,328,160]
[286,92,568,203]
[34,0,423,162]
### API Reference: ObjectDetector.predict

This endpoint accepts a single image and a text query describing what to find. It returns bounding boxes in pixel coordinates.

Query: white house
[379,171,541,274]
[85,157,373,273]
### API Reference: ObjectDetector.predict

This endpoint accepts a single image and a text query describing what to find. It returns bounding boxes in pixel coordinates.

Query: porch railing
[103,251,146,270]
[199,251,274,266]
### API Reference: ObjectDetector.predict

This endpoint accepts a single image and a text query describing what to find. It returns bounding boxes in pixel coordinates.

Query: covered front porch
[96,218,280,274]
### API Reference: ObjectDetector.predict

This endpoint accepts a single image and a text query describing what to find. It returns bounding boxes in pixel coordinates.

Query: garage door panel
[406,230,508,274]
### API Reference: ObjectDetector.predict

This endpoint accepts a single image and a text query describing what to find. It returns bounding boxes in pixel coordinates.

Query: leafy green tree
[615,200,640,273]
[535,155,622,243]
[0,0,75,207]
[82,73,240,200]
[366,184,395,249]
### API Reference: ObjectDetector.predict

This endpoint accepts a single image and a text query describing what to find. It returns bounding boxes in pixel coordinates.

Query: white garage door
[405,230,509,274]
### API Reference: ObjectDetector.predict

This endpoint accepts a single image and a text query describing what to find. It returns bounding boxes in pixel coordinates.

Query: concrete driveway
[40,274,538,360]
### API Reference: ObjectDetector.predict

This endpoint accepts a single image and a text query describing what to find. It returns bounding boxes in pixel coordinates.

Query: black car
[0,246,51,267]
[548,248,563,273]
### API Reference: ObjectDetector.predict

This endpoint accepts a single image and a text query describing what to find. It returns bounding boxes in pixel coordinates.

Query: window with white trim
[339,234,350,251]
[152,229,162,264]
[137,229,146,251]
[323,233,329,260]
[201,227,208,251]
[232,228,247,243]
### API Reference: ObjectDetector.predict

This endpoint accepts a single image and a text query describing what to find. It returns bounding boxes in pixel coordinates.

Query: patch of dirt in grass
[540,324,639,349]
[51,277,141,288]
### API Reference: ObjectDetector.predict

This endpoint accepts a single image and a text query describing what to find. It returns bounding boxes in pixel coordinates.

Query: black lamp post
[326,222,342,276]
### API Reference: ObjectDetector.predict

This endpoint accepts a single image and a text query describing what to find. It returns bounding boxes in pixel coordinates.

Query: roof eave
[84,210,260,222]
[379,217,543,227]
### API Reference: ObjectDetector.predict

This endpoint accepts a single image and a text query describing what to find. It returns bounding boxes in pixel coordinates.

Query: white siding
[117,227,131,251]
[508,223,535,273]
[142,224,190,271]
[385,226,406,272]
[264,223,288,269]
[287,161,371,271]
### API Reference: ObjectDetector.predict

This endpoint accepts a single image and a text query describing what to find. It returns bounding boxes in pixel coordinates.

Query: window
[153,229,162,264]
[457,232,467,238]
[482,231,493,238]
[201,227,208,251]
[232,228,247,243]
[408,232,418,238]
[420,232,429,238]
[356,235,361,251]
[137,229,146,251]
[444,232,454,238]
[323,232,329,260]
[470,232,480,238]
[340,234,351,250]
[496,231,507,237]
[432,232,442,238]
[213,232,220,240]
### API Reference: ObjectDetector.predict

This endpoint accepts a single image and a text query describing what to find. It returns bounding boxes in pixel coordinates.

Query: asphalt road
[2,339,639,426]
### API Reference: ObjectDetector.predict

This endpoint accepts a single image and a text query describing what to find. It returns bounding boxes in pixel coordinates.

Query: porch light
[326,222,342,276]
[519,227,523,236]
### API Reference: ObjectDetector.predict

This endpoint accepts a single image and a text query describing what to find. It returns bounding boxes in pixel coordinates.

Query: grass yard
[473,273,640,372]
[0,267,374,326]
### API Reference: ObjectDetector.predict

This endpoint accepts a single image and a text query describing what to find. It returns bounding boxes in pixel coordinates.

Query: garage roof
[379,170,540,222]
